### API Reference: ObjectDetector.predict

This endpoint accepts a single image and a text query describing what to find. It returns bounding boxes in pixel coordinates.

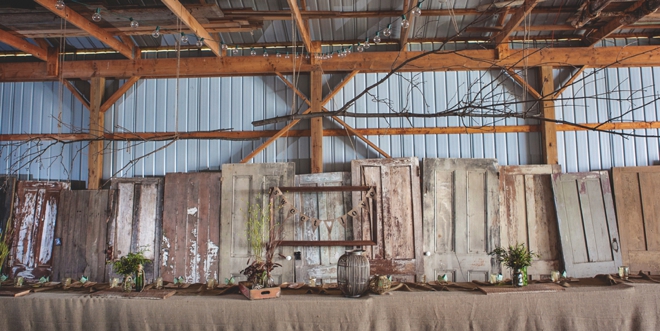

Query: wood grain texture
[499,165,562,280]
[108,178,163,282]
[352,157,423,282]
[552,171,622,277]
[9,181,70,279]
[51,190,113,282]
[422,158,500,282]
[612,166,660,274]
[0,177,17,241]
[220,163,295,284]
[160,172,221,283]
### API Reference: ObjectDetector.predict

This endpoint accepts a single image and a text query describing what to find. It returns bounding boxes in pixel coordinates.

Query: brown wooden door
[161,172,222,283]
[220,163,295,284]
[108,178,163,282]
[422,158,499,282]
[499,165,562,280]
[51,190,114,282]
[294,172,352,283]
[552,171,622,277]
[0,177,17,239]
[10,181,70,279]
[351,157,423,282]
[612,166,660,274]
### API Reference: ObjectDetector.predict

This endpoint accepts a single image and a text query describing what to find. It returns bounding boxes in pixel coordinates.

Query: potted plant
[110,250,150,292]
[239,202,282,299]
[489,243,539,287]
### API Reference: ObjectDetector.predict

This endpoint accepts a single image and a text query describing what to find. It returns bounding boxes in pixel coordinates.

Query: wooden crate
[238,282,281,300]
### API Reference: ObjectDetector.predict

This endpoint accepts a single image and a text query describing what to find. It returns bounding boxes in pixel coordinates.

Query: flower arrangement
[489,243,539,271]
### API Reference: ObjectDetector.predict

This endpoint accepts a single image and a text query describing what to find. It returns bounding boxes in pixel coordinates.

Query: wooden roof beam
[584,0,660,46]
[161,0,222,57]
[493,0,542,46]
[33,0,134,60]
[286,0,313,53]
[399,0,419,50]
[0,30,48,61]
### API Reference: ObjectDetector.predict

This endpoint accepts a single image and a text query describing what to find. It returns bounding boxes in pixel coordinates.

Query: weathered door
[0,177,17,236]
[552,171,622,277]
[10,181,70,279]
[51,190,114,282]
[220,163,295,284]
[294,172,352,283]
[351,157,423,282]
[612,166,660,274]
[499,165,562,280]
[422,158,499,282]
[108,178,163,282]
[161,172,222,283]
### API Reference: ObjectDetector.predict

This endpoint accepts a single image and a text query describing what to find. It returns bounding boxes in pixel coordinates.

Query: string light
[55,0,65,10]
[152,26,160,38]
[92,8,102,22]
[374,31,381,43]
[129,17,139,29]
[233,46,239,55]
[250,47,256,56]
[401,15,409,28]
[411,3,422,17]
[196,38,204,48]
[263,47,269,57]
[364,37,371,49]
[221,41,228,51]
[276,51,281,58]
[285,52,290,59]
[357,42,364,52]
[382,24,392,37]
[180,32,188,44]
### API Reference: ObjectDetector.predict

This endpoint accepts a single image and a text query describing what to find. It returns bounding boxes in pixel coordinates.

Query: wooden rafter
[33,0,134,60]
[286,0,313,53]
[554,66,587,99]
[161,0,222,57]
[584,0,660,46]
[100,76,141,113]
[493,0,541,45]
[0,30,48,61]
[62,79,90,109]
[505,68,542,100]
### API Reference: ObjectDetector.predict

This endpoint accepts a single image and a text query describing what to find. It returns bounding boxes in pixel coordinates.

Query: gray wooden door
[108,178,163,282]
[499,165,562,280]
[422,158,499,282]
[51,190,114,282]
[161,172,222,283]
[552,171,622,277]
[220,163,295,284]
[10,181,70,279]
[351,157,423,282]
[612,166,660,274]
[0,177,17,237]
[294,172,352,283]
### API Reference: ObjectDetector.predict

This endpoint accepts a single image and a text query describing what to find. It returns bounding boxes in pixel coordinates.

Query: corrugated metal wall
[1,67,658,182]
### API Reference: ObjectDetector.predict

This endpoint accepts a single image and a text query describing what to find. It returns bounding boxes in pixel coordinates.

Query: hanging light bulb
[221,41,228,51]
[180,32,188,44]
[374,31,381,43]
[347,46,352,54]
[55,0,65,10]
[263,47,269,57]
[411,3,422,17]
[276,51,281,58]
[357,42,364,52]
[305,53,310,59]
[92,8,102,22]
[196,38,204,48]
[129,18,139,29]
[233,46,239,55]
[250,47,256,56]
[382,24,392,37]
[152,26,160,38]
[364,37,371,49]
[401,15,410,29]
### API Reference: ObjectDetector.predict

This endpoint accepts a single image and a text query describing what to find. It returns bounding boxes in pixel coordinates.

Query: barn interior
[1,0,660,330]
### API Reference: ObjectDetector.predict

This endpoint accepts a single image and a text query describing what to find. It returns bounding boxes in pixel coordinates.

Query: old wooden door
[351,157,423,282]
[612,166,660,274]
[220,163,295,284]
[108,178,163,282]
[422,158,499,282]
[161,172,222,283]
[10,181,70,279]
[499,165,562,280]
[51,190,114,282]
[0,177,17,237]
[552,171,622,277]
[294,172,352,283]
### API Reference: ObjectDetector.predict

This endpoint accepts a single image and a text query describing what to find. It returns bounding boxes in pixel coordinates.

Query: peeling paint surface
[162,236,171,267]
[38,197,57,264]
[187,207,198,215]
[205,240,219,280]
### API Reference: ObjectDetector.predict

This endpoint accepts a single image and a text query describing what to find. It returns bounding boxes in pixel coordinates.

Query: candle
[551,270,560,282]
[489,274,498,284]
[156,277,163,289]
[618,266,629,280]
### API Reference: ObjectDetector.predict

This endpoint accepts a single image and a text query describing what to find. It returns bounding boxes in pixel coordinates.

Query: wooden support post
[88,77,105,189]
[46,47,59,77]
[310,69,323,173]
[539,66,558,165]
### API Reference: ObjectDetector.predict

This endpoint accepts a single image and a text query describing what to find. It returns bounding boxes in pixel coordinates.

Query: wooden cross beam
[0,30,48,61]
[33,0,135,60]
[286,0,313,53]
[505,69,542,100]
[161,0,223,57]
[62,79,90,109]
[493,0,541,46]
[584,0,660,46]
[554,66,587,99]
[100,76,141,113]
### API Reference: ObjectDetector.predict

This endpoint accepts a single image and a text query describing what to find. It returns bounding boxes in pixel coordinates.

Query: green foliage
[111,250,150,277]
[246,202,269,262]
[241,201,283,287]
[489,243,539,270]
